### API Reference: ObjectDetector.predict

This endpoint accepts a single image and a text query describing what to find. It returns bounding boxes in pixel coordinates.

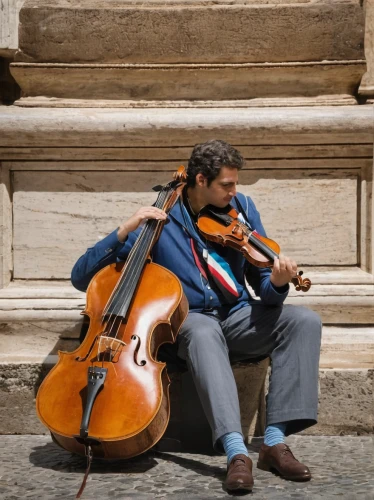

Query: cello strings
[103,184,170,322]
[106,218,164,342]
[101,201,162,319]
[103,194,168,337]
[108,186,170,318]
[101,227,145,319]
[110,193,170,322]
[103,185,171,339]
[105,177,181,341]
[106,189,171,338]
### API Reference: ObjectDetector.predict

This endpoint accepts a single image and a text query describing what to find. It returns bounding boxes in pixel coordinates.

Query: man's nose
[229,186,237,196]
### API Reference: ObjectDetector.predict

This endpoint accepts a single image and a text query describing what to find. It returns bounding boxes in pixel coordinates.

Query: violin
[197,204,311,292]
[36,167,189,497]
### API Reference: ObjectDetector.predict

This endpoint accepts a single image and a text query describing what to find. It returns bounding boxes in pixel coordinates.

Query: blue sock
[264,422,287,447]
[220,432,249,464]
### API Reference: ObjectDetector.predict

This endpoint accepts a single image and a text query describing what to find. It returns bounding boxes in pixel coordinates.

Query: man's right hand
[117,206,168,242]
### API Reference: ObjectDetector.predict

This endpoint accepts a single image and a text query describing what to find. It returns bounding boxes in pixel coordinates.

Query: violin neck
[248,232,279,263]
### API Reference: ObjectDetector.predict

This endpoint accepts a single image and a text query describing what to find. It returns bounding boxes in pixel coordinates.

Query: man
[71,139,322,492]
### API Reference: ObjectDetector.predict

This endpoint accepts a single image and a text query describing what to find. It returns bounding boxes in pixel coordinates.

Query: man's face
[197,166,239,208]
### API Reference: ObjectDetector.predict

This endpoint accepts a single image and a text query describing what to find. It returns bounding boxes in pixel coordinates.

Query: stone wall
[9,0,367,102]
[0,0,373,440]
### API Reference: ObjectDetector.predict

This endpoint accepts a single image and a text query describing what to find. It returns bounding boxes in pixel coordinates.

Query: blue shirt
[71,192,289,317]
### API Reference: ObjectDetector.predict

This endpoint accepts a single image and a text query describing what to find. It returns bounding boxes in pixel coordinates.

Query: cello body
[36,260,188,460]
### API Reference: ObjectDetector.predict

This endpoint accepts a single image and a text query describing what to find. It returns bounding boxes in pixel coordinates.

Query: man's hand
[117,206,167,243]
[270,255,297,288]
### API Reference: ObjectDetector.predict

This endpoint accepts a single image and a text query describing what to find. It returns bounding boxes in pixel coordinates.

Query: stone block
[0,106,372,148]
[307,369,374,436]
[9,61,366,100]
[16,1,364,64]
[9,167,361,279]
[1,362,372,439]
[0,0,25,56]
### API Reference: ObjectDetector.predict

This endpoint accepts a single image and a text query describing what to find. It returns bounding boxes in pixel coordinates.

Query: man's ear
[196,173,207,187]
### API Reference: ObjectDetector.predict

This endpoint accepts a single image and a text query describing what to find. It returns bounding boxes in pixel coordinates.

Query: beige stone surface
[2,320,373,367]
[0,163,12,288]
[1,106,372,147]
[234,359,269,438]
[1,144,372,162]
[359,0,374,96]
[12,96,360,109]
[310,369,374,435]
[0,0,24,56]
[320,326,374,369]
[361,160,373,273]
[16,1,364,64]
[10,168,357,279]
[0,282,372,323]
[10,62,365,100]
[1,363,372,435]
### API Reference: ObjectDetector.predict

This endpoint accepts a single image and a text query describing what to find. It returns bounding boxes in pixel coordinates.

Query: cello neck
[102,179,184,322]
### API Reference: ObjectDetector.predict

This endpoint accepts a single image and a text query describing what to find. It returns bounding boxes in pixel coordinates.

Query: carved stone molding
[359,0,374,97]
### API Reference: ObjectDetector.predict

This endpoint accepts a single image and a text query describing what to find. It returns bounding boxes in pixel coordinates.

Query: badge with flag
[202,248,240,303]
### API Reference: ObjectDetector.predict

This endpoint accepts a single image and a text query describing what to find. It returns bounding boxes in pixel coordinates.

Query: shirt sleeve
[70,228,139,292]
[244,196,289,305]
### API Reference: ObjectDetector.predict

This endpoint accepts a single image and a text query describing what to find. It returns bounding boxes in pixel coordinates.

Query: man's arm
[243,196,294,305]
[71,206,167,292]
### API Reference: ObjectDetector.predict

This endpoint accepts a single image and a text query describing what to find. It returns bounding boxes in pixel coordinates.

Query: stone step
[0,360,372,437]
[11,0,365,100]
[1,323,373,368]
[0,283,373,324]
[10,62,366,101]
[16,1,364,65]
[1,106,373,149]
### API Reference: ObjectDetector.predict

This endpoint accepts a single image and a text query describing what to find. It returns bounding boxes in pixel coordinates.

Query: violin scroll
[291,271,312,293]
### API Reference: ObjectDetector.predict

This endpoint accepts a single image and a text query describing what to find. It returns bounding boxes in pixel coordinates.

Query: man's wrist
[117,224,129,243]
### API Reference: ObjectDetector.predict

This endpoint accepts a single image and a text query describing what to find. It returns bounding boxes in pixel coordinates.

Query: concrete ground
[0,435,373,500]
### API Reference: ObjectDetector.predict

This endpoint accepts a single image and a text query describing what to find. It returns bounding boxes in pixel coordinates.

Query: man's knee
[177,324,228,360]
[282,305,322,341]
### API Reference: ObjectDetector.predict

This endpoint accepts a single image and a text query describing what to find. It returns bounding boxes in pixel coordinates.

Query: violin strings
[236,220,279,261]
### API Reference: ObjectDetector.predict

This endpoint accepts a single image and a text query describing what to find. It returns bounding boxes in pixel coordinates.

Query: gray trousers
[175,303,322,449]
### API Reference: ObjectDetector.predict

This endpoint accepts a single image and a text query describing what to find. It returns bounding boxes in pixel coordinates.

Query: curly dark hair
[186,139,244,187]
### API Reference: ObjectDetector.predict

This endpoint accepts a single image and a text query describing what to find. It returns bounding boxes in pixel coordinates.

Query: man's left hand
[270,256,297,288]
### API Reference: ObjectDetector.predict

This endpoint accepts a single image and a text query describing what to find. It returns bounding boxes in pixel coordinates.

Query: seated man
[71,139,322,492]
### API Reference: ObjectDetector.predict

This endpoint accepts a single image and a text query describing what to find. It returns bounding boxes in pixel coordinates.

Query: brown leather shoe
[224,454,254,492]
[257,443,311,481]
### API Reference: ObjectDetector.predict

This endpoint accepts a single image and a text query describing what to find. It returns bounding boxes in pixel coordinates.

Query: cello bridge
[97,335,127,363]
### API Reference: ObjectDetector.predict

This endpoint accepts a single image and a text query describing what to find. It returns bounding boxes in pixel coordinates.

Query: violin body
[197,205,311,292]
[198,206,280,268]
[36,260,188,459]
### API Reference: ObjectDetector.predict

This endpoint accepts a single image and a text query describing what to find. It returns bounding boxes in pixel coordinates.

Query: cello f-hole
[131,335,147,366]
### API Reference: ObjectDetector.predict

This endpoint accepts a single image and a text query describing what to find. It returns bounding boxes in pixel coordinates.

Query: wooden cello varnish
[36,168,189,461]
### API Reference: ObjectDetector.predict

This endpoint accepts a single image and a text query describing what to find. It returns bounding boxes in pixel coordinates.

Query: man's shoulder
[234,192,257,215]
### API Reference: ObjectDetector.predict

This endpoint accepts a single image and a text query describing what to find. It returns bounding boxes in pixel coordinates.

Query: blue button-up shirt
[71,193,289,316]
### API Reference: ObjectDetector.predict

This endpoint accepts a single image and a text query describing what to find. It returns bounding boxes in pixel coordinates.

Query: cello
[36,168,189,491]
